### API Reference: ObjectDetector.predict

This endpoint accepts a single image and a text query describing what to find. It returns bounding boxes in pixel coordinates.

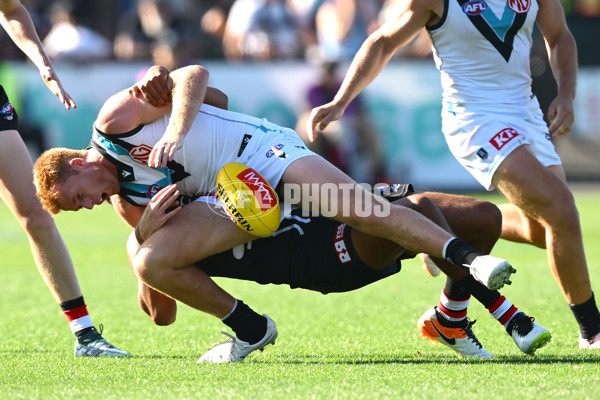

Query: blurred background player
[0,0,129,357]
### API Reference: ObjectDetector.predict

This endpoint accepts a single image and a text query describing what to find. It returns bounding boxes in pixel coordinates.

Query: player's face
[54,167,119,211]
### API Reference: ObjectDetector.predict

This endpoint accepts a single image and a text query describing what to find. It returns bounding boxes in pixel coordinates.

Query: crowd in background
[1,0,599,183]
[2,0,598,69]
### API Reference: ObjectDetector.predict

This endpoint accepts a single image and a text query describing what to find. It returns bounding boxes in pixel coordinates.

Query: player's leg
[131,201,277,361]
[0,131,81,302]
[0,130,129,357]
[282,156,453,256]
[408,192,550,356]
[349,192,494,357]
[132,200,257,309]
[497,203,546,247]
[126,232,178,326]
[492,145,600,347]
[416,192,500,277]
[281,156,515,289]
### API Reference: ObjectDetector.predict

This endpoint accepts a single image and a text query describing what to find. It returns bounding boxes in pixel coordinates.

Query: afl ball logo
[508,0,530,13]
[462,0,487,15]
[130,144,153,165]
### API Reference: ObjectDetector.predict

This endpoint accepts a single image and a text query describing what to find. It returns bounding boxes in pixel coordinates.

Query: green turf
[1,190,600,399]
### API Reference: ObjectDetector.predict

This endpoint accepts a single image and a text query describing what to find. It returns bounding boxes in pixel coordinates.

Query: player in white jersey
[306,0,600,350]
[33,64,518,356]
[89,102,311,208]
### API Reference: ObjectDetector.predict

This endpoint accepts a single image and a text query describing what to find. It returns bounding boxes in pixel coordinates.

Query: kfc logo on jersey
[129,144,153,165]
[266,144,284,158]
[237,168,278,211]
[462,0,488,15]
[508,0,530,13]
[334,224,351,263]
[1,101,14,120]
[490,128,520,150]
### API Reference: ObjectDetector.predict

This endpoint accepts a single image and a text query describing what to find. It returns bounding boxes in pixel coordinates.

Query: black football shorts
[196,190,416,294]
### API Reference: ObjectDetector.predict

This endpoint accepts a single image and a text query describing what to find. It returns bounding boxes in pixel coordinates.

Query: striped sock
[60,296,95,337]
[487,295,519,330]
[437,289,470,323]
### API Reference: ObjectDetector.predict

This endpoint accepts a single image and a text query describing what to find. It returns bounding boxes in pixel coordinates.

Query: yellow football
[216,162,281,237]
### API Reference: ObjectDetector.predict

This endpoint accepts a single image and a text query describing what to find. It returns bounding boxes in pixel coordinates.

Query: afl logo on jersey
[266,144,285,158]
[508,0,530,13]
[1,101,14,120]
[462,0,487,15]
[129,144,153,165]
[146,183,162,198]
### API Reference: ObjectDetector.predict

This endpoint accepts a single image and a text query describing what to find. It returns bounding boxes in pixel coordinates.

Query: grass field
[1,189,600,399]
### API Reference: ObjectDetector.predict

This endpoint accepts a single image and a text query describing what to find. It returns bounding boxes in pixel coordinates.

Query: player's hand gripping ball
[216,162,281,237]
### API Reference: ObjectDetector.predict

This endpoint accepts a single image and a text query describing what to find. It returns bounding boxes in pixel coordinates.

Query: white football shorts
[236,124,318,191]
[441,95,562,190]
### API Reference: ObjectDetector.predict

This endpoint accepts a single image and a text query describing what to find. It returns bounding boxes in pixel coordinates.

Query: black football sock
[443,238,482,267]
[570,292,600,339]
[457,275,501,307]
[60,296,95,339]
[222,300,267,344]
[444,277,470,300]
[457,275,521,333]
[435,278,470,327]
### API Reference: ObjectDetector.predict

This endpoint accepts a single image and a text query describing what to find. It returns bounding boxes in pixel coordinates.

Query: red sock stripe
[63,305,89,322]
[438,304,467,319]
[487,295,506,313]
[498,305,518,325]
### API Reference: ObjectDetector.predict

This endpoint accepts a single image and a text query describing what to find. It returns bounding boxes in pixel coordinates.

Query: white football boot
[580,332,600,349]
[468,255,516,290]
[507,313,552,355]
[198,315,278,363]
[418,307,494,359]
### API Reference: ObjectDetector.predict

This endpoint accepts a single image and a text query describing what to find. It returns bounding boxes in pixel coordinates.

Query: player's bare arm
[306,0,442,141]
[95,66,207,135]
[0,0,76,109]
[110,194,145,229]
[122,64,210,168]
[111,185,181,244]
[149,65,209,168]
[129,65,172,107]
[132,65,229,111]
[536,0,577,138]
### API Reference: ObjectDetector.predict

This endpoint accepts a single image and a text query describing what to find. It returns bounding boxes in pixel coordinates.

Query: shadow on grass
[2,350,598,365]
[0,350,189,361]
[251,353,600,365]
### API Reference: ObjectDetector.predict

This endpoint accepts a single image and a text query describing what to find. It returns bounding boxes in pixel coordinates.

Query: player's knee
[553,189,579,222]
[132,246,164,286]
[151,310,176,326]
[473,201,502,243]
[402,194,437,215]
[540,186,579,227]
[139,297,176,326]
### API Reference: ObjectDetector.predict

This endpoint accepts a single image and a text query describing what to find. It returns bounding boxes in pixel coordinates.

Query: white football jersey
[90,104,312,206]
[427,0,539,105]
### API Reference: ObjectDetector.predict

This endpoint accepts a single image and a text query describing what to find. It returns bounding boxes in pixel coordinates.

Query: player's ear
[69,157,85,170]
